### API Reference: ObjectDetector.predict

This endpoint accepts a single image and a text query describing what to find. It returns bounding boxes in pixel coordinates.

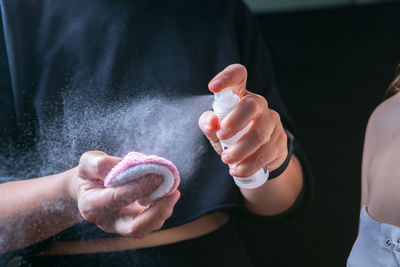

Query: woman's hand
[198,64,288,177]
[71,151,180,238]
[198,64,303,216]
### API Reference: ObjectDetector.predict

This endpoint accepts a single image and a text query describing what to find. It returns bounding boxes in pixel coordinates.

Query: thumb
[79,151,122,181]
[78,174,164,217]
[208,64,248,98]
[198,111,223,154]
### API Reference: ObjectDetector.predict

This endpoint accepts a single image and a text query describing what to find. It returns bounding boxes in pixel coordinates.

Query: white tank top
[347,206,400,267]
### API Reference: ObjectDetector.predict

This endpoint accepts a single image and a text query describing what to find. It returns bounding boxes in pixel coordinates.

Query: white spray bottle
[213,88,269,189]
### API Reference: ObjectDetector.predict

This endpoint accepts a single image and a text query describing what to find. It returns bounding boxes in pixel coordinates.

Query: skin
[0,151,180,252]
[0,63,303,252]
[199,64,303,215]
[361,91,400,226]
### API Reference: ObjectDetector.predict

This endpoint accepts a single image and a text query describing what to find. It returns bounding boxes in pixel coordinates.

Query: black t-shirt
[0,0,312,243]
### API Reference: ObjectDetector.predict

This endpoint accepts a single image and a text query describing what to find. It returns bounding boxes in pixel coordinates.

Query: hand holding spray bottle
[213,88,269,189]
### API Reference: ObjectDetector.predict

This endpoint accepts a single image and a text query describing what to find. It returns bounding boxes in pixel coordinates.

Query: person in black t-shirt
[0,1,311,265]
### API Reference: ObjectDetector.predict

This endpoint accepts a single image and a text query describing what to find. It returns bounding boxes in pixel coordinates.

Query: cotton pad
[104,152,180,202]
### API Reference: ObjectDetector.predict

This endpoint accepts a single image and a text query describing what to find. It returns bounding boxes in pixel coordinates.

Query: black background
[237,3,400,266]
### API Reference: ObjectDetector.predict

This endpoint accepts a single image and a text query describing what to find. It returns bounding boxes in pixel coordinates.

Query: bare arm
[0,151,180,253]
[0,169,82,252]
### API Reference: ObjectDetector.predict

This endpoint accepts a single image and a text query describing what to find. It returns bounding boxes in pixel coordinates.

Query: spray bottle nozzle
[212,88,240,119]
[214,88,233,100]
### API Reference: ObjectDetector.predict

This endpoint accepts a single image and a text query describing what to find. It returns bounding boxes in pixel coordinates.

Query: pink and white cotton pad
[104,152,180,202]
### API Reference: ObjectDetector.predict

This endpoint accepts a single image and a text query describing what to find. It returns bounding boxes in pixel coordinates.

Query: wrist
[268,128,294,180]
[240,156,303,216]
[62,167,79,200]
[62,167,83,222]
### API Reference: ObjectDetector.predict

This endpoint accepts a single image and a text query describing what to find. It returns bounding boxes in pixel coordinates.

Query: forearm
[0,168,82,252]
[240,155,303,216]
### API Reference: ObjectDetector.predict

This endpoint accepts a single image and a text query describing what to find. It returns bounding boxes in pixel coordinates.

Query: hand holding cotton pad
[104,152,180,202]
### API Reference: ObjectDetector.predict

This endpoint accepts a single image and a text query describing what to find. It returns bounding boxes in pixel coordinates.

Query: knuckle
[279,144,288,159]
[174,190,181,201]
[96,156,108,173]
[79,151,94,162]
[279,132,287,147]
[272,149,281,162]
[255,153,268,169]
[163,206,174,219]
[246,94,266,105]
[278,151,287,162]
[271,110,281,122]
[263,97,269,108]
[270,154,286,170]
[242,95,259,109]
[242,95,267,115]
[253,126,267,144]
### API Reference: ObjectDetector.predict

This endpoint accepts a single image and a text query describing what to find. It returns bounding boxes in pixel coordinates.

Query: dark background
[237,2,400,266]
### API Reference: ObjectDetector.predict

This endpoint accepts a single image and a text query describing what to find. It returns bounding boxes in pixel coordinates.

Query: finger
[98,174,164,210]
[118,201,148,217]
[87,202,147,234]
[208,64,247,98]
[230,126,287,177]
[115,190,180,238]
[79,151,121,181]
[198,111,223,154]
[217,94,268,141]
[78,175,164,221]
[221,109,277,164]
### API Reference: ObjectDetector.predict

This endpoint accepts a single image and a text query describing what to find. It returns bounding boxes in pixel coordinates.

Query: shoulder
[369,91,400,125]
[365,92,400,145]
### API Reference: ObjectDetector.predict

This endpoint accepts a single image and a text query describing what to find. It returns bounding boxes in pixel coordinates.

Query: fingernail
[209,79,221,92]
[217,130,225,139]
[221,154,230,164]
[229,166,237,176]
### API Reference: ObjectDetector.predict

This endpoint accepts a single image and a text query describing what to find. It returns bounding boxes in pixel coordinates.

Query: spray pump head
[212,88,240,119]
